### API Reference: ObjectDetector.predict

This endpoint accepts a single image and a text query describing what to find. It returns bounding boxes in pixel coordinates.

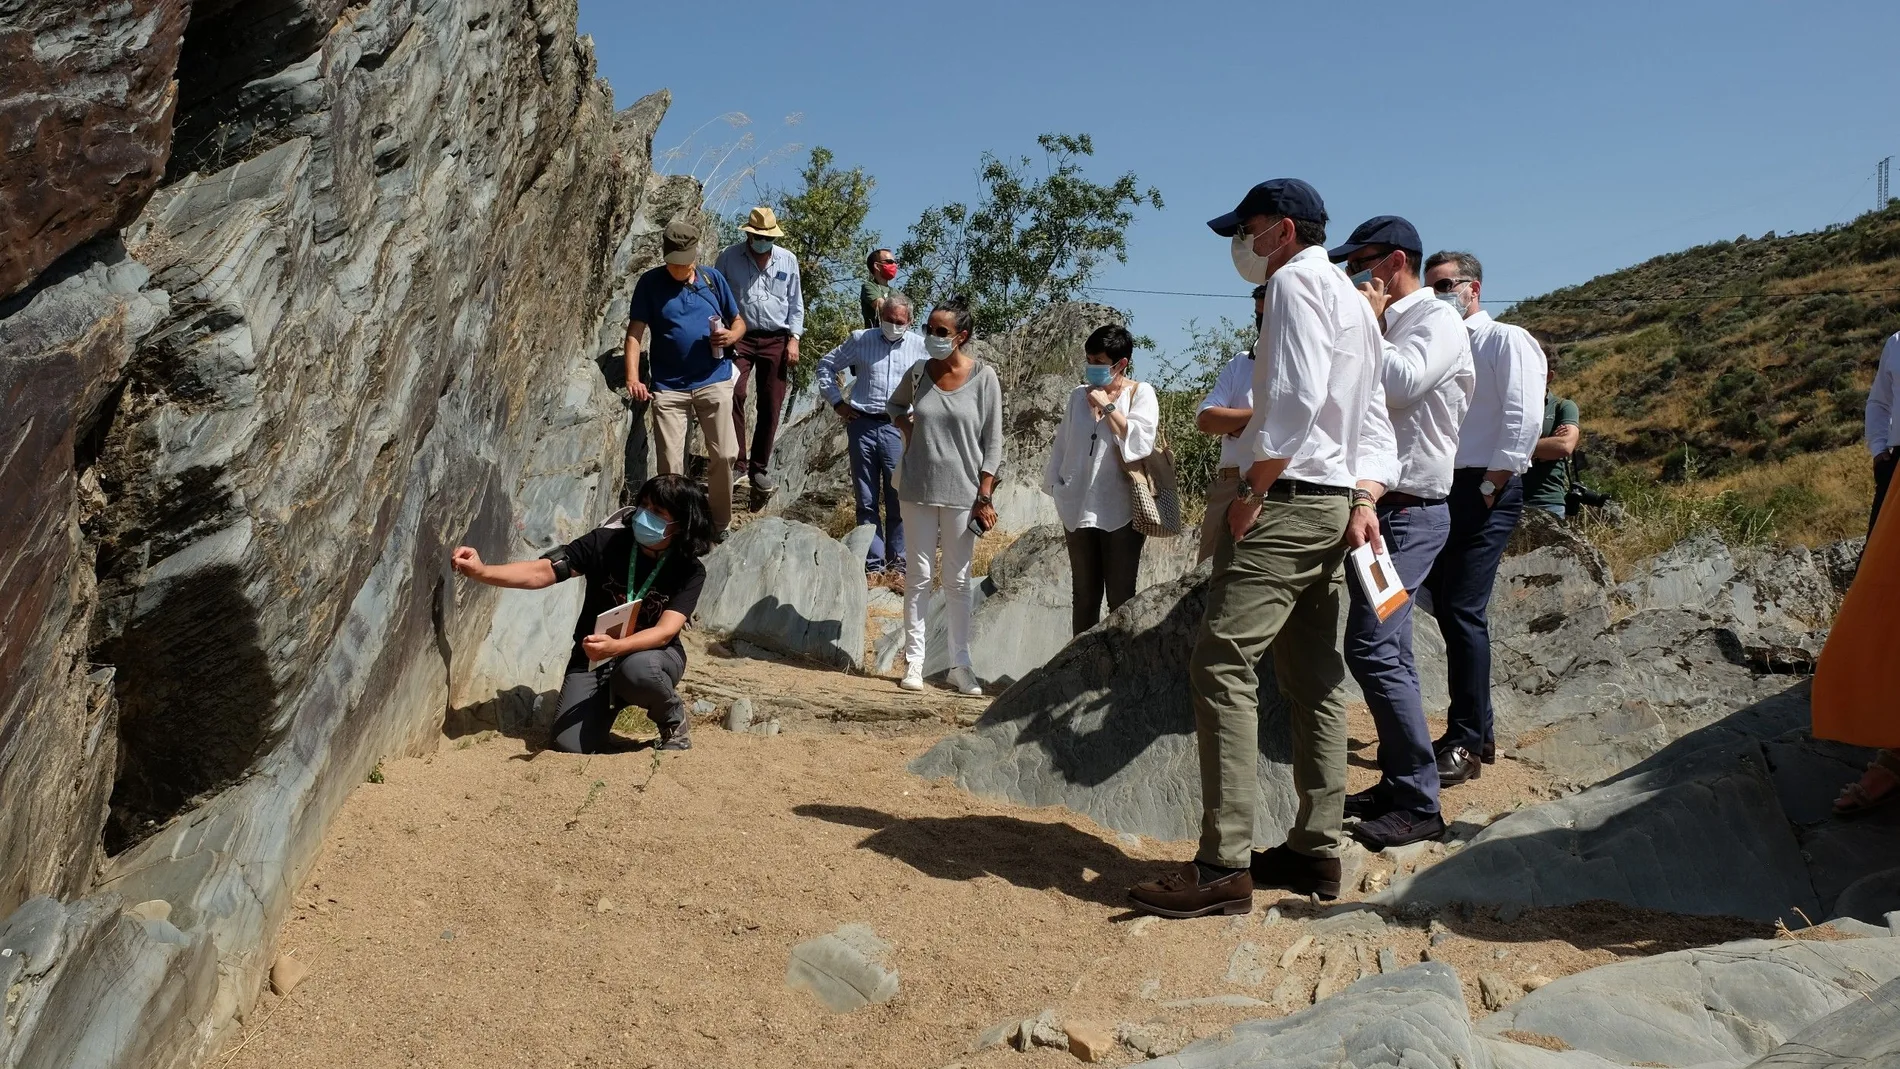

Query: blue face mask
[1347,267,1373,287]
[1083,364,1116,387]
[748,237,774,255]
[631,508,672,547]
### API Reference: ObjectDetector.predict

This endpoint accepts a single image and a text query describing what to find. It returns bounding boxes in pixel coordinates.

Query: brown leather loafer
[1250,844,1341,900]
[1128,862,1254,919]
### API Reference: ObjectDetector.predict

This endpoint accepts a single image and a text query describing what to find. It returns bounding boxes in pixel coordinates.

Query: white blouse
[1043,380,1159,532]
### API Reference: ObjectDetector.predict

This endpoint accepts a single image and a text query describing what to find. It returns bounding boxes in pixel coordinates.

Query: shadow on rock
[792,803,1145,909]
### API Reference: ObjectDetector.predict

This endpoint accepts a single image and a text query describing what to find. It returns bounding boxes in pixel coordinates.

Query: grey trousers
[551,646,686,753]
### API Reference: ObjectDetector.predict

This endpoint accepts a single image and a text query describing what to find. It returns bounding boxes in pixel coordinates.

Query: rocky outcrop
[0,0,695,1063]
[1379,685,1900,924]
[0,0,188,298]
[696,517,868,669]
[1140,938,1900,1069]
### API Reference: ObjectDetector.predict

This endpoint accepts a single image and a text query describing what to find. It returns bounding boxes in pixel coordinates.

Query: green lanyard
[626,545,673,606]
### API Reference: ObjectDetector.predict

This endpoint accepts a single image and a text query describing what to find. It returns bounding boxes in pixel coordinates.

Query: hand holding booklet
[589,600,640,669]
[1349,542,1409,622]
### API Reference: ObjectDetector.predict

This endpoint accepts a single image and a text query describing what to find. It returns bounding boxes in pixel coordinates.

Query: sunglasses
[926,325,958,338]
[1430,278,1474,294]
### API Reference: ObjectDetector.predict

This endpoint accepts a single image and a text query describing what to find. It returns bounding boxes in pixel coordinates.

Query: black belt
[850,409,891,423]
[1266,479,1351,500]
[748,328,793,338]
[1381,491,1445,509]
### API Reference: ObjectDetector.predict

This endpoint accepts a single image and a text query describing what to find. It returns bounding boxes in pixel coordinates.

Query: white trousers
[901,501,976,671]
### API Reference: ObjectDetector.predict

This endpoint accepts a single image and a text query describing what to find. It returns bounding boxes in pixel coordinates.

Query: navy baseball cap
[1206,179,1328,236]
[1328,215,1422,264]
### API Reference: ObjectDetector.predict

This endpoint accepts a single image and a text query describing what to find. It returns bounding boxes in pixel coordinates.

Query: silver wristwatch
[1101,401,1117,413]
[1235,482,1265,507]
[1479,478,1499,497]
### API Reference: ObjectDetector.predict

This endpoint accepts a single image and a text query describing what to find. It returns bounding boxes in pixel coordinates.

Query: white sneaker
[947,666,983,696]
[899,666,925,692]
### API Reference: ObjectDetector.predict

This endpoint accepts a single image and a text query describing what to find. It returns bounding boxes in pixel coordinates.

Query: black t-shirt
[558,526,706,671]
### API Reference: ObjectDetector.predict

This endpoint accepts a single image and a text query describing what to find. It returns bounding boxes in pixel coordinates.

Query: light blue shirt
[713,242,804,335]
[816,328,927,414]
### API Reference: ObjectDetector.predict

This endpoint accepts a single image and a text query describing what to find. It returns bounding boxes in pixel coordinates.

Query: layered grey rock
[785,923,900,1013]
[1137,964,1481,1069]
[696,517,868,669]
[1745,972,1900,1068]
[0,0,695,1063]
[0,0,188,298]
[1380,685,1900,924]
[912,565,1302,844]
[1475,938,1900,1068]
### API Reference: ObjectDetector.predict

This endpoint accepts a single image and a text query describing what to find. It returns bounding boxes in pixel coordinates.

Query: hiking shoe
[750,471,776,493]
[1436,746,1482,786]
[947,666,983,696]
[1351,809,1446,851]
[899,666,925,692]
[1129,862,1254,919]
[1249,844,1341,900]
[712,527,730,545]
[883,568,906,595]
[1344,787,1393,821]
[656,726,692,751]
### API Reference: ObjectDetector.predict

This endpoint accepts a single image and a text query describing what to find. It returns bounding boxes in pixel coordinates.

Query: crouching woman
[450,474,713,753]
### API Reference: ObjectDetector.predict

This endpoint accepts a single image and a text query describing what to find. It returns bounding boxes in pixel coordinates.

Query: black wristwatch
[975,494,993,506]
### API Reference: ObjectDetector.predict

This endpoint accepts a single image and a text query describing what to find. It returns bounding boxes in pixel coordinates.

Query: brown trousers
[731,332,791,479]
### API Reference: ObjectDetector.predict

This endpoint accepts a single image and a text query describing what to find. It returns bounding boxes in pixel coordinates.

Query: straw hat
[740,206,786,238]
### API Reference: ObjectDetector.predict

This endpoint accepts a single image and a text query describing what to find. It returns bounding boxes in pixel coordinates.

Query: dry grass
[969,527,1022,577]
[1700,445,1872,545]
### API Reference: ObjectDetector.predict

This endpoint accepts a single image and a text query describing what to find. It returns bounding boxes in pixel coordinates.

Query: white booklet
[1349,543,1410,622]
[589,600,640,669]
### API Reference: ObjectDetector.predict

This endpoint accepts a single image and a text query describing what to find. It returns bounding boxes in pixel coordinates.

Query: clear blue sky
[578,1,1899,360]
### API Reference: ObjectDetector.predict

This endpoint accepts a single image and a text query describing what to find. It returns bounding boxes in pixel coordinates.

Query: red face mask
[875,262,897,281]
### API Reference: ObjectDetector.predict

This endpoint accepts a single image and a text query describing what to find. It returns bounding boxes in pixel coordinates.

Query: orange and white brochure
[1349,542,1410,622]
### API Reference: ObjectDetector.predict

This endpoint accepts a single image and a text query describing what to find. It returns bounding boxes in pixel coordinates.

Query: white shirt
[1043,380,1159,532]
[1197,352,1256,471]
[1866,332,1900,455]
[1455,310,1546,473]
[1380,288,1475,499]
[1246,246,1396,490]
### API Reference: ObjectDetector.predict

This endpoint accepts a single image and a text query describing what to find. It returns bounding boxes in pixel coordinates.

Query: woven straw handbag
[1120,386,1183,538]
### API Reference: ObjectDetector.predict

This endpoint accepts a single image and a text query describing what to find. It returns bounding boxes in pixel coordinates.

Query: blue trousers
[847,414,904,571]
[1423,468,1525,753]
[1345,501,1451,815]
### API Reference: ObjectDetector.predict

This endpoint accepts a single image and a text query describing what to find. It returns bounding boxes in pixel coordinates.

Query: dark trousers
[1871,450,1895,539]
[847,414,905,571]
[622,393,651,505]
[1064,523,1146,635]
[730,332,791,478]
[1422,468,1525,754]
[550,646,686,753]
[1344,501,1450,815]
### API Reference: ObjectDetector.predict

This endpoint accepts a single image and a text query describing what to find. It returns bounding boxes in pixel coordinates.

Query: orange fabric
[1812,491,1900,747]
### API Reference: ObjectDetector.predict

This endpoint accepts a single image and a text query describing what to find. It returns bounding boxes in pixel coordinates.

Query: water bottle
[708,315,724,359]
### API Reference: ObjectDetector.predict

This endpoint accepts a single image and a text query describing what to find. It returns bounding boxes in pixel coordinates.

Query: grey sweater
[886,358,1005,508]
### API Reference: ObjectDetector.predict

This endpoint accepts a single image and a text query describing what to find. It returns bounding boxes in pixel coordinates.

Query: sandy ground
[215,638,1775,1069]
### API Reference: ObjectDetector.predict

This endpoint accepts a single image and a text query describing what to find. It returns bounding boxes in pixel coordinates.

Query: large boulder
[1745,972,1900,1068]
[0,0,189,299]
[911,565,1304,844]
[1379,685,1900,924]
[696,517,868,669]
[0,0,696,1063]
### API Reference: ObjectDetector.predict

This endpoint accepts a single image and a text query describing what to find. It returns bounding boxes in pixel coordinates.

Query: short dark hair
[866,247,894,269]
[635,473,715,557]
[932,296,974,343]
[1085,324,1135,366]
[1250,284,1268,301]
[1365,245,1423,279]
[1424,250,1483,283]
[1263,213,1326,250]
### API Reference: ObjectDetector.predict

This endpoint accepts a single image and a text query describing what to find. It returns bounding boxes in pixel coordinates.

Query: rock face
[1137,940,1900,1069]
[1379,684,1900,924]
[696,517,868,669]
[0,0,189,298]
[0,0,695,1063]
[912,564,1304,844]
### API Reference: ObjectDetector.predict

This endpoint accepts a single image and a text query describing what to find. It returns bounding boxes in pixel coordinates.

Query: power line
[1084,284,1900,306]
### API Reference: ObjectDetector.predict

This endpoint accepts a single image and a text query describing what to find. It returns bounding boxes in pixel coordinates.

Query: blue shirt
[815,328,928,414]
[713,242,805,335]
[627,265,741,392]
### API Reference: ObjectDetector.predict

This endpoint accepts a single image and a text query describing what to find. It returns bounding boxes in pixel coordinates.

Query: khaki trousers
[651,377,738,531]
[1198,470,1243,564]
[1189,493,1351,868]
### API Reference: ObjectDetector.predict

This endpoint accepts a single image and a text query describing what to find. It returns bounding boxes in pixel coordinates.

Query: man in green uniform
[1523,366,1579,518]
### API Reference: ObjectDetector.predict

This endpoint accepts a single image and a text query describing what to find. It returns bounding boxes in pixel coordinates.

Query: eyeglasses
[1430,278,1474,294]
[873,258,897,266]
[926,325,957,338]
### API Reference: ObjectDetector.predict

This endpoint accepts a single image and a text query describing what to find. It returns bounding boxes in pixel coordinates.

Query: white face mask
[1436,290,1468,318]
[880,320,907,342]
[1231,227,1289,285]
[924,334,955,359]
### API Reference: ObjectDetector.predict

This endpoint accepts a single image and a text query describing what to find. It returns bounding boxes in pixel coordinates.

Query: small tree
[1154,316,1257,512]
[770,147,879,394]
[898,133,1162,336]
